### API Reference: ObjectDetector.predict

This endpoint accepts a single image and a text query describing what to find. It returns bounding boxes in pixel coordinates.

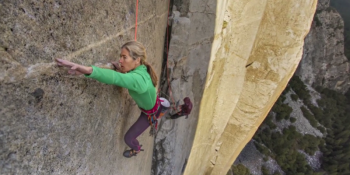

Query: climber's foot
[123,146,144,158]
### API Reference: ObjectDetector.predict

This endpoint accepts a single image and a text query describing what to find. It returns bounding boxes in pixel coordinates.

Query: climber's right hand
[111,61,121,72]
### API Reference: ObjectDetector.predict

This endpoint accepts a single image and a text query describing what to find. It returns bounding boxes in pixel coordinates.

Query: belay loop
[141,96,170,136]
[140,96,161,136]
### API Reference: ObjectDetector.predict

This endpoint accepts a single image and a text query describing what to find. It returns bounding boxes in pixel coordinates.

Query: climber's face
[119,48,140,73]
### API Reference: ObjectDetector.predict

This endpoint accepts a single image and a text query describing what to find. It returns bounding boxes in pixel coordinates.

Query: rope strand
[135,0,139,41]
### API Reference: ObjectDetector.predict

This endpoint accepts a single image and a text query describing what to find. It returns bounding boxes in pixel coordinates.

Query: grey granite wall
[0,0,168,174]
[153,0,216,174]
[296,0,350,93]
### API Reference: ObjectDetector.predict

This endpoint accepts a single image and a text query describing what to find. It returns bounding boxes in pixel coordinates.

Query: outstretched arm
[55,58,93,75]
[55,58,146,92]
[55,58,121,75]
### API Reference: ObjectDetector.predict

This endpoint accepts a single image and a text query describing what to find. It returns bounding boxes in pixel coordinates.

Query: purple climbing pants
[124,106,163,151]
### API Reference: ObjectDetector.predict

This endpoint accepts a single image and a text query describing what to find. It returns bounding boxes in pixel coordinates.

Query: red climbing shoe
[170,97,193,119]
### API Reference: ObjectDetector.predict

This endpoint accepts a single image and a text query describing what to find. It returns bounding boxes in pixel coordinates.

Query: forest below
[229,1,350,174]
[231,76,350,175]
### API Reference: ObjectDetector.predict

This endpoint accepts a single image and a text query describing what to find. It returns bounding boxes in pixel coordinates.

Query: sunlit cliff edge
[184,0,317,174]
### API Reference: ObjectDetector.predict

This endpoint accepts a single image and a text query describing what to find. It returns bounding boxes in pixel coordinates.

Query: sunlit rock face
[0,0,168,174]
[183,0,317,174]
[296,0,350,93]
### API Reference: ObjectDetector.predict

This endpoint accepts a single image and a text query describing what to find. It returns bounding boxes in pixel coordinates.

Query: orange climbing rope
[135,0,139,40]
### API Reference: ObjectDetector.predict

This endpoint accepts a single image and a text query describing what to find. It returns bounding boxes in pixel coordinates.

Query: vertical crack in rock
[1,0,169,174]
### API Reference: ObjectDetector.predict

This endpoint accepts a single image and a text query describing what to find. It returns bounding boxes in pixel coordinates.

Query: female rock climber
[55,41,170,158]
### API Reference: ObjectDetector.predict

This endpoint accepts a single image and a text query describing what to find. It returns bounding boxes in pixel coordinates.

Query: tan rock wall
[0,0,168,174]
[184,0,317,174]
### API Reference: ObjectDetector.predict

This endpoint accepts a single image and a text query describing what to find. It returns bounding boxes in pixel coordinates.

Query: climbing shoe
[123,146,144,158]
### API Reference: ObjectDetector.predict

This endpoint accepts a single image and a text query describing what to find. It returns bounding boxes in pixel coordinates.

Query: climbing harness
[140,96,161,136]
[140,96,170,136]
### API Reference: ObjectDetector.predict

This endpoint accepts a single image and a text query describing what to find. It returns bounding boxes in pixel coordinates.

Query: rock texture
[296,0,350,93]
[183,0,317,174]
[0,0,168,174]
[235,87,323,175]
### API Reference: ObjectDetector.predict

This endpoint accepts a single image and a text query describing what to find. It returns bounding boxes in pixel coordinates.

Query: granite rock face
[296,0,350,93]
[0,0,168,174]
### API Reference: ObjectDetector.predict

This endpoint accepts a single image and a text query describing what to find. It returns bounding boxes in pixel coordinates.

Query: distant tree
[291,94,298,101]
[272,172,282,175]
[289,76,311,102]
[231,164,250,175]
[261,166,270,175]
[317,126,326,133]
[290,117,297,123]
[300,106,318,127]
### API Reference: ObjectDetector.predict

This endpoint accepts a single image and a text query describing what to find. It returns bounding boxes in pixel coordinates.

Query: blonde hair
[121,41,158,87]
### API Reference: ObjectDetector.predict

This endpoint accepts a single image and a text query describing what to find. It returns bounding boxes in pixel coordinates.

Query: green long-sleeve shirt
[85,65,157,110]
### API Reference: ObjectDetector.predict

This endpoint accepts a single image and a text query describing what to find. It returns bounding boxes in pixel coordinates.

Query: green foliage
[272,96,293,121]
[290,93,298,101]
[254,124,320,175]
[253,76,350,175]
[290,117,297,123]
[314,15,322,27]
[274,104,293,121]
[261,166,269,175]
[300,106,318,128]
[254,142,270,156]
[264,114,277,129]
[288,76,311,102]
[230,164,251,175]
[306,103,324,123]
[313,86,350,174]
[317,126,326,133]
